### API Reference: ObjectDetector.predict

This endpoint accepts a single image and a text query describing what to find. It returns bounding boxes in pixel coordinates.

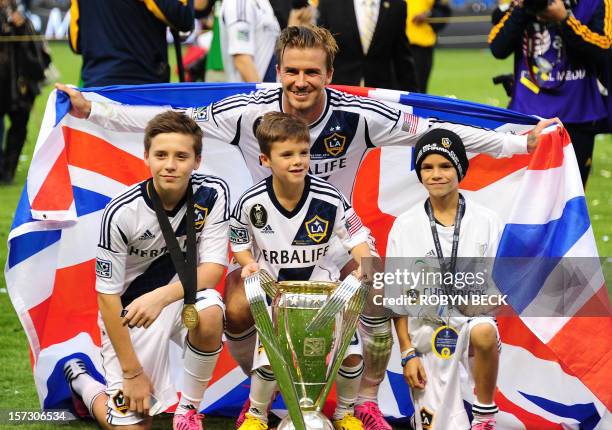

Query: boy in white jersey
[387,129,502,430]
[230,112,373,430]
[63,111,230,430]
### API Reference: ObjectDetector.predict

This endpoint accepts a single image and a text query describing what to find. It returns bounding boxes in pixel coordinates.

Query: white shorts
[409,317,500,430]
[252,330,363,371]
[100,289,225,426]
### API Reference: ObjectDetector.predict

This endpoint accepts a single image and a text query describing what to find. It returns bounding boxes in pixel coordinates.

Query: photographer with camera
[488,0,611,187]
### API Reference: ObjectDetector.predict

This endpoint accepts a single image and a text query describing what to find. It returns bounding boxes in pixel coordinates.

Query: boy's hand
[526,117,563,153]
[123,371,153,415]
[55,83,92,119]
[241,262,260,279]
[403,356,427,389]
[122,289,167,329]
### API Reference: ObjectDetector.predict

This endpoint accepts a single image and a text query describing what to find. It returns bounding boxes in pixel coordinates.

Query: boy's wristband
[123,367,144,380]
[401,353,418,367]
[401,347,416,358]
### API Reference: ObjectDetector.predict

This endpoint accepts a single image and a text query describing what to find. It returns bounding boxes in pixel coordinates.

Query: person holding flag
[56,24,558,430]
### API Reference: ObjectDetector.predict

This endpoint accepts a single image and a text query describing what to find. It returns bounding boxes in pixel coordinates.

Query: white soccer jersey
[229,175,370,281]
[386,197,503,430]
[88,87,528,201]
[220,0,280,82]
[95,174,230,306]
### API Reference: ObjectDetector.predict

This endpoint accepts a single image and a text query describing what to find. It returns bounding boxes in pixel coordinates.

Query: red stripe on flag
[329,85,373,98]
[209,346,239,386]
[497,316,561,363]
[352,149,396,256]
[29,260,101,351]
[62,127,150,185]
[496,391,565,429]
[460,153,530,191]
[31,148,73,212]
[527,130,566,171]
[547,314,612,409]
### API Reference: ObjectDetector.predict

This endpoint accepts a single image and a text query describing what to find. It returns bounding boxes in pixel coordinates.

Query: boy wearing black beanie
[388,129,503,430]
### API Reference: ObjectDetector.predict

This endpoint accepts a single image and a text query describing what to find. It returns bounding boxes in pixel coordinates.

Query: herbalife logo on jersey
[138,230,155,240]
[260,225,275,234]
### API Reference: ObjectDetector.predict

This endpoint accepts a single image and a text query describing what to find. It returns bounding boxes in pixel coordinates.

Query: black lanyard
[425,194,465,288]
[148,180,197,306]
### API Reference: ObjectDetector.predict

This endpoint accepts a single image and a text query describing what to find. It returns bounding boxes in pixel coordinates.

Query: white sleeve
[88,101,170,132]
[361,101,528,157]
[229,197,254,254]
[385,220,402,259]
[334,193,370,251]
[222,0,256,56]
[95,208,130,295]
[198,185,231,266]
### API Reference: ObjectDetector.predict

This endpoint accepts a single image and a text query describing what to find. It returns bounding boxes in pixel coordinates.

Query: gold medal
[182,304,199,329]
[431,325,458,359]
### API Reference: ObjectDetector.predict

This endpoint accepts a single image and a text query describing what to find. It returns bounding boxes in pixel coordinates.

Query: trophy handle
[244,272,307,430]
[316,275,367,411]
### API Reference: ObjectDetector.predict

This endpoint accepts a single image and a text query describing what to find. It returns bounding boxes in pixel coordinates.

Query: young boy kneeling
[388,129,502,430]
[64,111,230,430]
[229,112,373,430]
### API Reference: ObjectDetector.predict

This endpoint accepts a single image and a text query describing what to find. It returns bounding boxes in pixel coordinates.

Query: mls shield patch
[96,258,112,279]
[230,225,250,244]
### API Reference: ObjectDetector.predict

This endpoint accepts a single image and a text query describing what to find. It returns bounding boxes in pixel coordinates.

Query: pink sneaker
[471,418,496,430]
[354,402,392,430]
[173,408,204,430]
[235,398,251,429]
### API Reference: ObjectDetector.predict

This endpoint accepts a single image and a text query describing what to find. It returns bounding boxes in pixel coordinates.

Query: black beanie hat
[414,129,469,182]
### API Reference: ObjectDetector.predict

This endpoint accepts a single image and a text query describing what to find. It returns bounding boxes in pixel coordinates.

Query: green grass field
[0,43,610,427]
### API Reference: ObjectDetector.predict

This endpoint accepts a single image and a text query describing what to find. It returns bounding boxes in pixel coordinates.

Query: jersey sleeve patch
[230,225,250,244]
[401,112,420,135]
[96,258,113,279]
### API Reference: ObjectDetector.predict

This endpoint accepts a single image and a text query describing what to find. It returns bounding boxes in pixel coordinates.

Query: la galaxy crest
[194,204,208,231]
[419,407,434,430]
[112,391,129,415]
[305,215,329,243]
[323,132,346,156]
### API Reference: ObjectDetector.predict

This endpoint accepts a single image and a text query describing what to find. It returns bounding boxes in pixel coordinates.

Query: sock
[70,373,106,415]
[248,367,277,424]
[333,362,364,420]
[472,401,499,424]
[175,341,222,415]
[356,316,392,405]
[225,327,257,375]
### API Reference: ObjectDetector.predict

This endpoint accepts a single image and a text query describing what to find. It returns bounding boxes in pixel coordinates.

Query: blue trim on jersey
[266,175,311,219]
[99,186,143,251]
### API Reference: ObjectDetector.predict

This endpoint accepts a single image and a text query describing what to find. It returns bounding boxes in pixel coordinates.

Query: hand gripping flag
[6,82,611,428]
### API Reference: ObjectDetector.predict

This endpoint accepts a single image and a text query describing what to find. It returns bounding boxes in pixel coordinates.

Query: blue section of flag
[43,353,106,410]
[387,371,415,418]
[54,90,71,127]
[202,377,250,417]
[79,82,259,108]
[10,184,34,231]
[493,196,591,313]
[8,230,61,269]
[73,186,113,217]
[520,391,600,430]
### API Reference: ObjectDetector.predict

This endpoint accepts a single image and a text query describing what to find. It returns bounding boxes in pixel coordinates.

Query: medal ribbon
[425,194,465,319]
[149,180,197,306]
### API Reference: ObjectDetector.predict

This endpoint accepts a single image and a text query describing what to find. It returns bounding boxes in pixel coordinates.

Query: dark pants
[0,107,30,183]
[411,45,434,94]
[565,122,599,187]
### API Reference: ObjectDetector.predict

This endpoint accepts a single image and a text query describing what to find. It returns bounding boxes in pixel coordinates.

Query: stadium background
[0,2,610,428]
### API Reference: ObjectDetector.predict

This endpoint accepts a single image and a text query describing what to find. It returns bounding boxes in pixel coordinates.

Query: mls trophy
[244,270,367,430]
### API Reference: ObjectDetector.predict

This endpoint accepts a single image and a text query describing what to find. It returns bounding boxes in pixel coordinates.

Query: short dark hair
[256,112,310,156]
[144,111,203,156]
[275,25,338,71]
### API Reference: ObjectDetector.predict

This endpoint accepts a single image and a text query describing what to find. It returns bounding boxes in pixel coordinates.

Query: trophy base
[277,411,334,430]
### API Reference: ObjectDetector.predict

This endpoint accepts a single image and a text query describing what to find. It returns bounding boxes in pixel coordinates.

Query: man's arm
[488,2,529,59]
[144,0,195,32]
[98,293,153,414]
[233,54,261,82]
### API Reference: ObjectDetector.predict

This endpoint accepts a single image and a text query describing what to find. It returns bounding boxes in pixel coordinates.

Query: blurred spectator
[317,0,418,91]
[489,0,611,186]
[270,0,315,28]
[68,0,194,87]
[0,0,50,184]
[406,0,451,93]
[220,0,281,82]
